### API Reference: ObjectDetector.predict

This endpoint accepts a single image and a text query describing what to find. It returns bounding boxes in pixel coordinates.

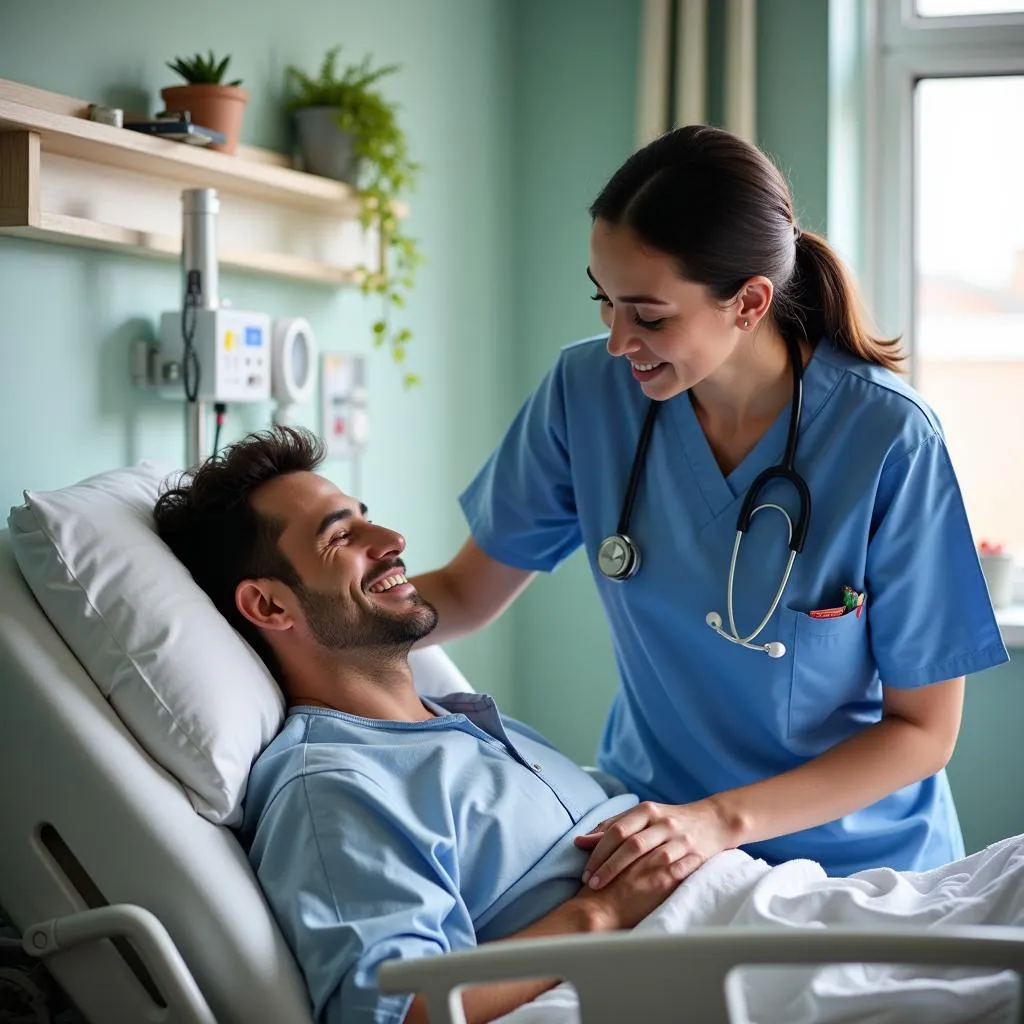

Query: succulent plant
[167,51,242,87]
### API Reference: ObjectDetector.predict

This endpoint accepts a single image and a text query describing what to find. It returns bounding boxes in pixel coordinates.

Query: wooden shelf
[1,212,355,286]
[0,78,384,284]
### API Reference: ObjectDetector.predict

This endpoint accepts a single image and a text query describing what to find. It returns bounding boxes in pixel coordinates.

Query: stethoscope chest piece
[597,533,641,581]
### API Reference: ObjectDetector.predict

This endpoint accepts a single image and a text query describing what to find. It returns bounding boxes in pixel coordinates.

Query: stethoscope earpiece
[706,610,788,658]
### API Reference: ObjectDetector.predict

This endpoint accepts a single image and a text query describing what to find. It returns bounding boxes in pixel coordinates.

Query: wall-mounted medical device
[156,307,272,403]
[132,187,321,467]
[320,353,368,461]
[152,188,272,405]
[271,316,318,425]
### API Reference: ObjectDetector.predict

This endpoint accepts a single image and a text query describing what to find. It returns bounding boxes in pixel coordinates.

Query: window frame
[859,0,1024,625]
[882,0,1024,43]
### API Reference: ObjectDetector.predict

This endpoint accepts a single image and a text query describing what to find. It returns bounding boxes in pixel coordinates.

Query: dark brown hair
[589,124,903,371]
[152,425,326,679]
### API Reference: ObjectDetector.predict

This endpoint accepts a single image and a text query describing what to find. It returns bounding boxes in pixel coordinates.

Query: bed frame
[380,925,1024,1023]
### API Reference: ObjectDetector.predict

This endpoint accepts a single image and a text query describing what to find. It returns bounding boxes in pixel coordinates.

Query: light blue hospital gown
[238,695,637,1024]
[459,335,1009,877]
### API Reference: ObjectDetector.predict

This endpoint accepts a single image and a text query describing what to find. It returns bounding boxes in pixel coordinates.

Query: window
[916,0,1024,17]
[868,0,1024,588]
[914,75,1024,556]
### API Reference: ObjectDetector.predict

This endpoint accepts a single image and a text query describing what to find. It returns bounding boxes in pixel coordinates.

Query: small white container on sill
[979,551,1016,610]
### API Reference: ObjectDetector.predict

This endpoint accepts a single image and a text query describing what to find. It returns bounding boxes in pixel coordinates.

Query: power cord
[213,402,227,456]
[181,269,201,402]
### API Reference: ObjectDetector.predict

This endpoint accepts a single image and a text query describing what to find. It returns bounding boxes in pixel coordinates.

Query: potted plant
[285,47,423,386]
[162,51,248,154]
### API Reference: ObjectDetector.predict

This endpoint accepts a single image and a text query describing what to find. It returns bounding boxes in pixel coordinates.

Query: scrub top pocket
[784,605,875,748]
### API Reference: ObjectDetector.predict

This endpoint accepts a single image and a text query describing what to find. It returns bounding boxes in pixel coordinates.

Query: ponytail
[777,231,905,373]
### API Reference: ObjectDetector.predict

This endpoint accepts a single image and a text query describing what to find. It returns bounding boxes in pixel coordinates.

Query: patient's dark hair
[153,425,326,681]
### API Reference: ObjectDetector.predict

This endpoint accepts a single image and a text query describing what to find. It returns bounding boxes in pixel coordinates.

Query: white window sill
[995,604,1024,649]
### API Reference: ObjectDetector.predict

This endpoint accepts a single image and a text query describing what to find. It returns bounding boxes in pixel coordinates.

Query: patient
[153,425,670,1024]
[154,426,1024,1024]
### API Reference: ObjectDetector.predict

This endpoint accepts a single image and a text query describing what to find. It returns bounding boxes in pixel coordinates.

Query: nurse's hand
[573,800,734,891]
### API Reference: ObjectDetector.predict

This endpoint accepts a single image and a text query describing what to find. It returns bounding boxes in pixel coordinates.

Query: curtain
[635,0,757,148]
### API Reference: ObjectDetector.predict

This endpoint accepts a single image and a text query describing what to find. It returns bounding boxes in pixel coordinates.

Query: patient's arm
[403,849,688,1023]
[402,897,603,1024]
[249,767,478,1024]
[409,537,535,646]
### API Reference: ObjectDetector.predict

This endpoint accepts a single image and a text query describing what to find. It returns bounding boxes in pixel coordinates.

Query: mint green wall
[757,0,830,233]
[948,659,1024,852]
[0,0,517,708]
[506,0,641,763]
[704,0,829,232]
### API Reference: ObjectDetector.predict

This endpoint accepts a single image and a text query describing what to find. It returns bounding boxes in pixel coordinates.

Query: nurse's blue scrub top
[459,335,1009,876]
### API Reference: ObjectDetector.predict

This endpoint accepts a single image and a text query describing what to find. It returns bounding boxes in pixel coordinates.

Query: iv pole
[181,188,220,469]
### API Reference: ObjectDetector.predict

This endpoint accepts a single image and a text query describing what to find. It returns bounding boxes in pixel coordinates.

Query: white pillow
[7,461,473,827]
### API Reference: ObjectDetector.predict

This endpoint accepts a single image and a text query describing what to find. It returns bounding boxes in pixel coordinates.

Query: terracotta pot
[160,83,249,154]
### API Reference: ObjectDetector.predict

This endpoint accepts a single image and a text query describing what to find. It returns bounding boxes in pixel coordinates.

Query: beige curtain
[635,0,757,149]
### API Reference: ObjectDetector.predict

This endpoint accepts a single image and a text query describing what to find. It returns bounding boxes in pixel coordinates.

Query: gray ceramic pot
[293,106,362,183]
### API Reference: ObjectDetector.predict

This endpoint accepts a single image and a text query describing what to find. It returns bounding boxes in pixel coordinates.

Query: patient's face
[249,471,437,652]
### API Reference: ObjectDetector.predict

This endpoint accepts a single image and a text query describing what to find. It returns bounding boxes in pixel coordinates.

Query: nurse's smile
[629,360,667,383]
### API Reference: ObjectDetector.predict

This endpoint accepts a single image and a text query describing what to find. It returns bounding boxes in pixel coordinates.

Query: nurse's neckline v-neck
[666,344,833,518]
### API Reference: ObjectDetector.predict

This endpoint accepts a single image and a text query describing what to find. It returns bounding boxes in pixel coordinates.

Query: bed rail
[378,924,1024,1024]
[22,903,218,1024]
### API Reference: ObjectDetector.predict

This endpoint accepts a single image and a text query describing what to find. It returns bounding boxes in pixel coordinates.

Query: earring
[743,319,750,329]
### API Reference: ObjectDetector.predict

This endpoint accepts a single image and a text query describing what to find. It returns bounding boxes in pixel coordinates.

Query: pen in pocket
[808,585,865,619]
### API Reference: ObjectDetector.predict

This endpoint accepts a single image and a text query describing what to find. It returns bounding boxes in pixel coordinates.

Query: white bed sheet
[497,832,1024,1024]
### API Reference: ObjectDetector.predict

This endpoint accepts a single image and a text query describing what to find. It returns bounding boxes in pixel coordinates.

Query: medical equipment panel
[157,308,271,403]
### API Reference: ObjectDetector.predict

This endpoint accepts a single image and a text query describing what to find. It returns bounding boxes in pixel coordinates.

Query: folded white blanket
[496,832,1024,1023]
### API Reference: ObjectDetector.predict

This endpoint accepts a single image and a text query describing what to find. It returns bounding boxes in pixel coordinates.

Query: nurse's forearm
[709,684,964,849]
[407,566,479,646]
[409,538,536,647]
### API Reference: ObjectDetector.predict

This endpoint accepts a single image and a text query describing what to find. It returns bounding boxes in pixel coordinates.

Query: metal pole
[181,188,219,310]
[186,401,208,469]
[180,187,218,469]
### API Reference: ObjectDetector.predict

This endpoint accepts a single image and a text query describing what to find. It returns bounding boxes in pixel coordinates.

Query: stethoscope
[596,334,811,658]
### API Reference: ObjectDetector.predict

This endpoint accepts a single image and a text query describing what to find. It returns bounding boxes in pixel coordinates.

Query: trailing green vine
[286,47,423,387]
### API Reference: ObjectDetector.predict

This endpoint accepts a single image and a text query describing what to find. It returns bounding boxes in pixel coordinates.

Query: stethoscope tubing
[597,335,812,656]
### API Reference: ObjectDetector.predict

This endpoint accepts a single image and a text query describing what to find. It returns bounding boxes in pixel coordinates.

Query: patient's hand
[570,841,694,931]
[573,799,734,894]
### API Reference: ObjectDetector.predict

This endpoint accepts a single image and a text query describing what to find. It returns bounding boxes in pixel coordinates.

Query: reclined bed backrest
[0,462,474,1023]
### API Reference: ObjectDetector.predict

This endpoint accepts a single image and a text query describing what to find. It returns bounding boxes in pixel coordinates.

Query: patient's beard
[293,584,438,655]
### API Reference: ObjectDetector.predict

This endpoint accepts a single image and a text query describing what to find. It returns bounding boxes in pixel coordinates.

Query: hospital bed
[1,462,1023,1024]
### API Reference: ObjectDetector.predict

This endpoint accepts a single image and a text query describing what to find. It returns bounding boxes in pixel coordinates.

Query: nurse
[410,125,1009,883]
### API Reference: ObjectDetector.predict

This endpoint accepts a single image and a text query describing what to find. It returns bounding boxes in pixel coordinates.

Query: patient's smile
[367,572,412,596]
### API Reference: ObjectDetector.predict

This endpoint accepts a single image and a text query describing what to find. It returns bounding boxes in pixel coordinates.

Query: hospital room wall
[0,0,520,707]
[506,0,1023,855]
